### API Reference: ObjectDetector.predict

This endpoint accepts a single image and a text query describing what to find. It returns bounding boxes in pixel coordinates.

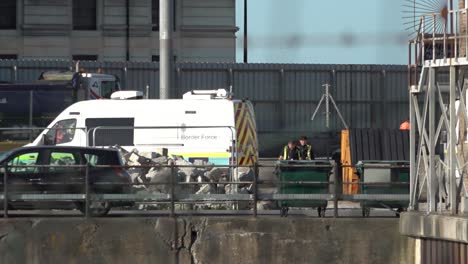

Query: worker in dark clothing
[298,136,315,160]
[279,141,300,160]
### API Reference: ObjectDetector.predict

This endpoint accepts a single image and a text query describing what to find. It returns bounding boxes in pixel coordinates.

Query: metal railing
[408,7,468,87]
[0,162,410,218]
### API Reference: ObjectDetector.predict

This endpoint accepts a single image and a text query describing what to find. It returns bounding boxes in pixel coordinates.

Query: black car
[0,146,133,216]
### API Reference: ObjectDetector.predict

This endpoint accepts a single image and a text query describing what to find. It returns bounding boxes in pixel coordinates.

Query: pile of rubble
[116,147,255,209]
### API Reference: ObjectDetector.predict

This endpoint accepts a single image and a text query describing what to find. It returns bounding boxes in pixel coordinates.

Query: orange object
[341,130,359,195]
[400,121,410,130]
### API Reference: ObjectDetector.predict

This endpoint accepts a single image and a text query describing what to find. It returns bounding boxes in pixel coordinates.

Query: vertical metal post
[228,68,233,93]
[85,165,90,218]
[449,66,458,214]
[409,89,417,210]
[145,85,150,99]
[332,161,339,218]
[13,65,17,82]
[466,9,468,59]
[444,18,447,60]
[243,0,248,63]
[279,69,285,129]
[124,66,128,91]
[75,61,80,72]
[176,67,182,99]
[455,9,459,59]
[253,163,258,217]
[428,68,437,213]
[126,0,130,61]
[170,161,175,217]
[432,14,436,62]
[160,0,173,99]
[28,90,33,141]
[325,84,330,128]
[450,0,454,34]
[380,70,387,128]
[3,165,8,218]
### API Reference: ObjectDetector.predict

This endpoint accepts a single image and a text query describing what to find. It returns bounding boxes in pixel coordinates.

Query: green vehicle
[276,160,332,217]
[356,161,410,217]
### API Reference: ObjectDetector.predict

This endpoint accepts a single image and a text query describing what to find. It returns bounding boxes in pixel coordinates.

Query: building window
[72,55,98,61]
[0,0,16,29]
[0,54,17,60]
[73,0,97,30]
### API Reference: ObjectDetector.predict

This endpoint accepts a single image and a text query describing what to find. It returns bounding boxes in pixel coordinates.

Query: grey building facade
[0,0,237,62]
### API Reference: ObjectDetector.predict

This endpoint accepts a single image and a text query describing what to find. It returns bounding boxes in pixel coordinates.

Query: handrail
[0,162,411,218]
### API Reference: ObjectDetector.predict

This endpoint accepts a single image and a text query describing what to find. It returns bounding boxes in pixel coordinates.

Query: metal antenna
[311,83,349,129]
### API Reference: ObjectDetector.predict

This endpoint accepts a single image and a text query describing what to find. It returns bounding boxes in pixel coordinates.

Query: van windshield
[101,81,116,98]
[44,119,77,145]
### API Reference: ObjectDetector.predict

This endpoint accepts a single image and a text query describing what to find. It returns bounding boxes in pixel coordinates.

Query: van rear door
[234,102,258,165]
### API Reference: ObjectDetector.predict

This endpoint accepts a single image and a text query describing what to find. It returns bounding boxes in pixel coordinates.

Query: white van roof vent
[111,91,144,100]
[182,89,231,100]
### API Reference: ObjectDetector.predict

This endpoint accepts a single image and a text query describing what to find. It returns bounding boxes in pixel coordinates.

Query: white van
[30,90,259,166]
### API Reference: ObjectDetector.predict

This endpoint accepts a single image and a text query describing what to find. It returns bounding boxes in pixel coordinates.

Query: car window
[84,153,99,166]
[0,151,12,164]
[49,152,79,172]
[83,151,120,166]
[6,152,40,174]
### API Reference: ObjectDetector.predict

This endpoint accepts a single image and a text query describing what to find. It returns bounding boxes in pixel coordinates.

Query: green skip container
[356,160,409,217]
[276,160,332,217]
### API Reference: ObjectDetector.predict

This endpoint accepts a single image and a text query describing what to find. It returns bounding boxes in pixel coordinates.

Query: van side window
[85,118,134,146]
[44,119,77,145]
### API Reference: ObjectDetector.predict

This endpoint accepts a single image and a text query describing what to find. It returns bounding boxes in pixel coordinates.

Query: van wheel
[77,202,111,217]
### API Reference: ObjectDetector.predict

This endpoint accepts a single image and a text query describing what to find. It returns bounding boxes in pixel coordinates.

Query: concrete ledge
[0,217,413,264]
[400,212,468,243]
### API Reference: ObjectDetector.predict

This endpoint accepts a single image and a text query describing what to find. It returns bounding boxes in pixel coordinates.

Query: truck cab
[39,71,121,100]
[0,71,121,150]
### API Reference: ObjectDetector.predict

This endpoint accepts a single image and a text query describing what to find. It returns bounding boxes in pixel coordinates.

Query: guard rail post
[253,162,258,217]
[170,161,175,217]
[85,165,90,218]
[332,161,339,218]
[3,164,8,218]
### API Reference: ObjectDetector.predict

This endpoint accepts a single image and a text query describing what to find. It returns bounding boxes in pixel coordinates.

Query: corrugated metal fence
[0,60,409,156]
[421,238,468,264]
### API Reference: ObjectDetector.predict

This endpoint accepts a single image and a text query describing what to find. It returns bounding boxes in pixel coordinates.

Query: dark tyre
[77,202,111,217]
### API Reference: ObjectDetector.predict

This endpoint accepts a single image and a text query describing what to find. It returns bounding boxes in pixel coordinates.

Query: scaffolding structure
[408,5,468,214]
